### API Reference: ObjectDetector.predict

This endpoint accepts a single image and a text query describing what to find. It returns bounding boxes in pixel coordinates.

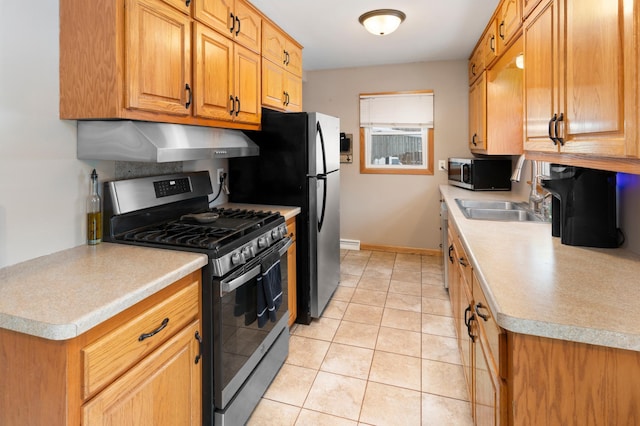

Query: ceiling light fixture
[358,9,406,36]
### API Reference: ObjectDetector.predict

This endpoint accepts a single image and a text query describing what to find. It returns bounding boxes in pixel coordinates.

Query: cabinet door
[498,0,522,49]
[482,19,499,67]
[194,0,233,36]
[234,0,261,53]
[469,73,487,151]
[262,59,285,110]
[468,46,484,85]
[234,44,261,124]
[262,22,287,66]
[523,0,558,152]
[459,272,474,404]
[559,0,633,157]
[285,41,303,77]
[283,71,303,112]
[82,321,201,426]
[475,330,500,426]
[126,0,192,115]
[193,23,234,121]
[485,37,524,155]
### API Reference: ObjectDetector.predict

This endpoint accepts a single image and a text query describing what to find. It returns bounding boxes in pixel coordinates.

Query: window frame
[359,90,435,176]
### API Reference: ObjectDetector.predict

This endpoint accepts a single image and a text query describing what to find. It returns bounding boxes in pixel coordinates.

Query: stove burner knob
[231,252,242,265]
[271,228,282,239]
[258,236,268,248]
[242,246,254,259]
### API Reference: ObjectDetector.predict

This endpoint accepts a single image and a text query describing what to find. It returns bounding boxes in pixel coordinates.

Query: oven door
[211,237,292,410]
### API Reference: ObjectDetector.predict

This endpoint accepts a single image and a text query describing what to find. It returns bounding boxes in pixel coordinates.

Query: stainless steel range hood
[77,121,259,162]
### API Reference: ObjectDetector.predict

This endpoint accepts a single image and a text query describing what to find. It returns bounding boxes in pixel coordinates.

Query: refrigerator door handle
[317,121,328,176]
[318,173,327,232]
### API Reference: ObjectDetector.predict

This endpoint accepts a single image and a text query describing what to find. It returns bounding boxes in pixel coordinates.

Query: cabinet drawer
[472,274,505,377]
[81,279,199,399]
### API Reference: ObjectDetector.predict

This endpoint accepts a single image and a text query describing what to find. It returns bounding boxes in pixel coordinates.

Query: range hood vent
[77,121,259,162]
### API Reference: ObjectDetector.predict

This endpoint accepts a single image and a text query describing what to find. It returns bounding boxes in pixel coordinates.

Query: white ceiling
[251,0,501,71]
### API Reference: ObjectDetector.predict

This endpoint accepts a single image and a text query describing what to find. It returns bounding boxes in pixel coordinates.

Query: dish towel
[257,250,283,328]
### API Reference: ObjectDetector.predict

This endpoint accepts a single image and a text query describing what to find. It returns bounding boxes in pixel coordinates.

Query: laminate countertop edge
[0,243,208,340]
[440,184,640,352]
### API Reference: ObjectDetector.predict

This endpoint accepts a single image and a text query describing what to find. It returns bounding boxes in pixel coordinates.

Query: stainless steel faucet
[511,154,545,214]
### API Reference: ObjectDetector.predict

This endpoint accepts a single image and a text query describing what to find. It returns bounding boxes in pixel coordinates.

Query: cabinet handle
[475,303,490,321]
[555,112,564,146]
[194,331,203,364]
[458,257,468,267]
[235,16,241,36]
[448,244,454,263]
[138,318,169,341]
[464,306,476,342]
[471,133,477,146]
[185,0,191,6]
[229,13,235,33]
[490,35,495,52]
[184,83,192,109]
[229,95,235,115]
[235,96,240,116]
[499,21,505,40]
[548,113,558,145]
[286,51,290,65]
[471,63,476,76]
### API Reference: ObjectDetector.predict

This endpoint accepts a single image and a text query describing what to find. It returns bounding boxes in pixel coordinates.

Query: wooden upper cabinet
[262,21,303,77]
[524,0,638,158]
[482,36,524,155]
[261,20,303,111]
[468,44,485,85]
[469,72,487,151]
[193,0,261,53]
[233,43,261,124]
[482,19,499,68]
[126,0,192,116]
[497,0,522,50]
[193,23,235,121]
[193,23,260,124]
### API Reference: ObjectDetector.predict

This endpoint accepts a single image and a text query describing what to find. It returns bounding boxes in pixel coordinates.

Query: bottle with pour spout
[87,169,102,245]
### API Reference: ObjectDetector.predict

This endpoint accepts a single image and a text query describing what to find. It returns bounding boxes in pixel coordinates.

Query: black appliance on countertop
[448,157,512,191]
[541,165,622,248]
[102,171,292,426]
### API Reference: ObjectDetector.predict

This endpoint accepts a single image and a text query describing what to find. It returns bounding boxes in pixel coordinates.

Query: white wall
[303,61,471,251]
[0,0,225,268]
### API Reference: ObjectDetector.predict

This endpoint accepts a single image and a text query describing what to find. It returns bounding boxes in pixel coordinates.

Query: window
[359,91,434,175]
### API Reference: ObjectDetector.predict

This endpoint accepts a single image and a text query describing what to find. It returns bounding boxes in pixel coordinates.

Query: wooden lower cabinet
[507,333,640,425]
[448,212,640,425]
[82,321,201,425]
[286,216,297,326]
[0,271,202,426]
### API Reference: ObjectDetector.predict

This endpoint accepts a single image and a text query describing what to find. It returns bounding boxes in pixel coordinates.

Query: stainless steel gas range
[103,171,291,425]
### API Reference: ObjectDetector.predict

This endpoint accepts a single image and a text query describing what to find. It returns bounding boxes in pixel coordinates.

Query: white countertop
[0,244,207,340]
[440,184,640,351]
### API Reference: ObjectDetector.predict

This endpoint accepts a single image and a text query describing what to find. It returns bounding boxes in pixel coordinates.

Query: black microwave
[448,157,512,191]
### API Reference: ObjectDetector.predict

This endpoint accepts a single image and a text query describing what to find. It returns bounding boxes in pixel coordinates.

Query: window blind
[360,93,434,127]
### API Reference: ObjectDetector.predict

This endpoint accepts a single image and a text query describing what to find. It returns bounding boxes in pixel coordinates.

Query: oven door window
[215,240,289,407]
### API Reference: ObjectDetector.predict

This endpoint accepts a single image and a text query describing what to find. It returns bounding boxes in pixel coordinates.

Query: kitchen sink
[455,199,547,223]
[455,199,524,210]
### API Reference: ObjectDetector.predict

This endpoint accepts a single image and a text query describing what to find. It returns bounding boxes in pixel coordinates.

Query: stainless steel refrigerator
[229,109,341,324]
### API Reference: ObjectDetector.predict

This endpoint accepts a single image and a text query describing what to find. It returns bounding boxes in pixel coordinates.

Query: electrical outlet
[217,168,225,184]
[438,160,446,171]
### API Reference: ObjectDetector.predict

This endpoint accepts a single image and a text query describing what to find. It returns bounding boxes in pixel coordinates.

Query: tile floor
[248,250,474,426]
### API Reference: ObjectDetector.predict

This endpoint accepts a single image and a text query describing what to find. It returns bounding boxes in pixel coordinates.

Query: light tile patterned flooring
[247,250,474,426]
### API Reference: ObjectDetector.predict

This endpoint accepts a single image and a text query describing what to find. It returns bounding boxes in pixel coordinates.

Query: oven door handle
[278,237,293,257]
[221,265,262,294]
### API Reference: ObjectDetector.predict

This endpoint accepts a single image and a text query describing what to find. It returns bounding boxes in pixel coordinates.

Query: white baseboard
[340,239,361,250]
